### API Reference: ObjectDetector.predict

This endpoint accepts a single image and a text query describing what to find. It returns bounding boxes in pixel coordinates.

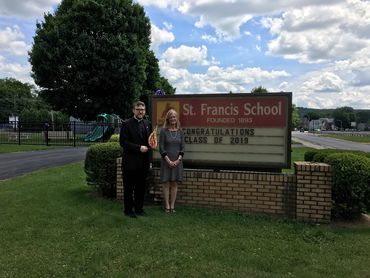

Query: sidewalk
[291,137,325,149]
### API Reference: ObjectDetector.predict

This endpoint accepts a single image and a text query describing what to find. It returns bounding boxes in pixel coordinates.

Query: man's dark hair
[133,101,145,108]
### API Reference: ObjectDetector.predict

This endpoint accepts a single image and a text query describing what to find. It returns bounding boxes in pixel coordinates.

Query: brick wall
[295,162,332,223]
[116,158,332,223]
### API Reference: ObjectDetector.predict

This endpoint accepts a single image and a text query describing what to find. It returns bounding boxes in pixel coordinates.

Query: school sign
[151,93,292,170]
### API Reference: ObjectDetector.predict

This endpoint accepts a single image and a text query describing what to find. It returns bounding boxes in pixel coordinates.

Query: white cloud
[294,89,370,109]
[263,1,370,63]
[194,13,252,41]
[351,71,370,87]
[140,0,370,65]
[0,26,30,56]
[301,72,344,92]
[278,81,289,91]
[137,0,180,9]
[176,0,343,41]
[285,54,370,108]
[161,45,214,68]
[159,56,289,94]
[0,0,59,18]
[201,34,218,43]
[150,24,175,52]
[334,46,370,87]
[244,31,252,37]
[0,55,32,83]
[163,21,173,30]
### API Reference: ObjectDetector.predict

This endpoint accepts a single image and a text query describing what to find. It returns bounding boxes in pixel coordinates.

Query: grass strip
[1,162,369,277]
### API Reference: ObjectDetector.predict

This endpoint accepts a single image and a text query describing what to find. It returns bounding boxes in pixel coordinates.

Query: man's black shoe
[136,211,147,216]
[124,212,137,218]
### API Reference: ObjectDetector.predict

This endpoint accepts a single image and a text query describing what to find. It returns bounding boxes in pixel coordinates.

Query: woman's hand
[165,156,175,167]
[172,159,182,167]
[165,157,181,168]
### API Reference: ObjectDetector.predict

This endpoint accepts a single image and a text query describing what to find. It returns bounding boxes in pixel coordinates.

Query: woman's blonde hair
[163,109,180,129]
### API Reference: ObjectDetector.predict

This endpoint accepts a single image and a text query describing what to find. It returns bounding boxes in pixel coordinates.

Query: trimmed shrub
[84,142,122,198]
[305,148,370,162]
[312,149,338,162]
[109,134,119,142]
[304,150,319,162]
[311,149,355,162]
[324,153,370,219]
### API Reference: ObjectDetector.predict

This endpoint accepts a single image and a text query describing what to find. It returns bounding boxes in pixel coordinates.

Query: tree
[250,86,268,94]
[0,78,36,121]
[332,106,356,129]
[356,111,370,124]
[139,50,175,110]
[291,104,300,129]
[19,108,69,124]
[304,111,321,121]
[29,0,174,120]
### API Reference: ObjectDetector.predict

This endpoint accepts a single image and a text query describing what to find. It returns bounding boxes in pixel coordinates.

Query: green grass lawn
[321,134,370,143]
[1,162,369,277]
[0,144,55,153]
[283,146,313,173]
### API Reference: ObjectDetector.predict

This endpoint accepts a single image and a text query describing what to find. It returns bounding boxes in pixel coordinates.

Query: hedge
[304,149,370,162]
[109,134,119,142]
[84,142,122,198]
[324,153,370,219]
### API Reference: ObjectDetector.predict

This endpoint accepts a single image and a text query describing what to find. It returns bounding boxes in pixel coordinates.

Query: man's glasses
[135,108,145,111]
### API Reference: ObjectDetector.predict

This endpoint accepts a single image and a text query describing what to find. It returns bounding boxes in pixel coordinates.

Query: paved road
[0,147,88,181]
[292,131,370,152]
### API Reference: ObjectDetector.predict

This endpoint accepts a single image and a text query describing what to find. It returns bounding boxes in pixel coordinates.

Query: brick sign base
[117,159,331,223]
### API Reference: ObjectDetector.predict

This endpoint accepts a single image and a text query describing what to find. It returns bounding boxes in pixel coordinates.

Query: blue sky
[1,0,369,109]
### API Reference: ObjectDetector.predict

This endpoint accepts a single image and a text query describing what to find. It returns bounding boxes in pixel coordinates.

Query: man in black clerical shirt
[119,101,152,218]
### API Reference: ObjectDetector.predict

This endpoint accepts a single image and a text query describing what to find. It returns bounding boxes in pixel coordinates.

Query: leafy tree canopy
[304,111,322,121]
[356,111,370,124]
[332,106,356,129]
[291,104,300,129]
[19,108,69,124]
[29,0,174,121]
[250,86,268,94]
[0,78,37,121]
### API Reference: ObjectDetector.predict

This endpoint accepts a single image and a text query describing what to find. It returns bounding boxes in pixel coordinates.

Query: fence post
[73,121,76,147]
[44,122,49,146]
[17,121,21,145]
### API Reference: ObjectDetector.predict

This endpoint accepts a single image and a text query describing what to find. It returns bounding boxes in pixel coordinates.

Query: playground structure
[84,113,122,142]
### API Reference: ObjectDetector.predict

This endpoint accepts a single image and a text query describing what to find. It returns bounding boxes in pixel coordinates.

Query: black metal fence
[0,121,119,146]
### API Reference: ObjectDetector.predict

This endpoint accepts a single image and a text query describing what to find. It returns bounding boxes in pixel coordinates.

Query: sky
[0,0,369,109]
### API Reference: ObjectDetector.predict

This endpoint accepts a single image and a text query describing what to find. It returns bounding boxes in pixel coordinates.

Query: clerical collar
[134,116,143,122]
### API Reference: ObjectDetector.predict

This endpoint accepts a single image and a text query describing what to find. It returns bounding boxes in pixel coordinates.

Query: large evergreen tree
[29,0,173,120]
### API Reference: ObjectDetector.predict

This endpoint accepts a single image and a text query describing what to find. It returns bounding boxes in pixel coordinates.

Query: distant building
[357,123,370,131]
[9,115,18,128]
[309,118,334,131]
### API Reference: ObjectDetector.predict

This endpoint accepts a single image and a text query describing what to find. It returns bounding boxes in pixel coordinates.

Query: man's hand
[140,146,149,153]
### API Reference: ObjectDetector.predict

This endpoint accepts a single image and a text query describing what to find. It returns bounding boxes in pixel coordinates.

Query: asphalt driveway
[0,147,88,181]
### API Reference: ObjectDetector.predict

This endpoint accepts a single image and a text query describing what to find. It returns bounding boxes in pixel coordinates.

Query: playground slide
[84,113,121,142]
[84,125,109,142]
